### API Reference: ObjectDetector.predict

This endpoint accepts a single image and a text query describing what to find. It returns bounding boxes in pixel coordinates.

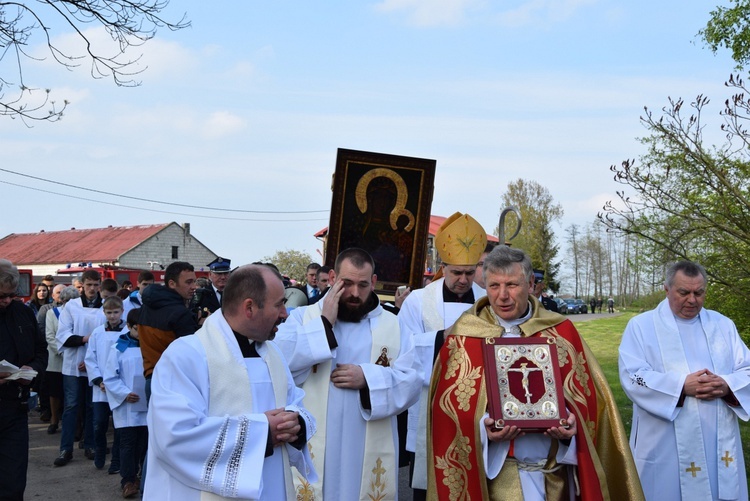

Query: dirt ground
[25,413,137,500]
[24,409,411,500]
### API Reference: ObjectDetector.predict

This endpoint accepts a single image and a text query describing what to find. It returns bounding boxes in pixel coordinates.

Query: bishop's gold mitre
[434,212,487,265]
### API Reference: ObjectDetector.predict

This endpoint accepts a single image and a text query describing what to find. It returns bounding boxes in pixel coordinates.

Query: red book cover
[482,336,568,431]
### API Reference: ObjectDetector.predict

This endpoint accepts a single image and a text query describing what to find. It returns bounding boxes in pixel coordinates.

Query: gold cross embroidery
[372,457,386,488]
[686,462,701,477]
[722,451,734,467]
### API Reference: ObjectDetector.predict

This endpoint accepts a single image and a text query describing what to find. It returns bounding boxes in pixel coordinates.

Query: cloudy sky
[0,0,738,274]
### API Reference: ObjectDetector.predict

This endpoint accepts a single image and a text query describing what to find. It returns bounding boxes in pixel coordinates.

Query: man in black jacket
[0,259,47,500]
[193,257,231,314]
[138,261,200,395]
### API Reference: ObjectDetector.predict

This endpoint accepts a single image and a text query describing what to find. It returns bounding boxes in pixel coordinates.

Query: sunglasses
[0,292,17,300]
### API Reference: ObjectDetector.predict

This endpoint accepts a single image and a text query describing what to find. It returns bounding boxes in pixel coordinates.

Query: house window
[172,246,179,259]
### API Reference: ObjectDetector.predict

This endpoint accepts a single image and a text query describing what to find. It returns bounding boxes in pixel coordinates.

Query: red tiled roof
[314,215,499,242]
[0,223,171,265]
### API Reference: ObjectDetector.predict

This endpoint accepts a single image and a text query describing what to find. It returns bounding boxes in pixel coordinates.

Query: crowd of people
[1,212,749,500]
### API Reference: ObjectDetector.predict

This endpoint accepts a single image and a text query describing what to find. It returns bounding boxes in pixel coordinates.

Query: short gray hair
[483,245,533,283]
[60,286,80,303]
[0,259,19,290]
[665,261,707,287]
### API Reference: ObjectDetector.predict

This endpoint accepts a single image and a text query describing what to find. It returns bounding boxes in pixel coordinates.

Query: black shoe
[84,448,95,460]
[47,423,58,434]
[108,465,120,475]
[54,450,73,466]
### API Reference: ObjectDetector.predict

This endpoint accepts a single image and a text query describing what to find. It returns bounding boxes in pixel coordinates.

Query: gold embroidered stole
[295,304,400,501]
[428,297,644,501]
[197,316,295,500]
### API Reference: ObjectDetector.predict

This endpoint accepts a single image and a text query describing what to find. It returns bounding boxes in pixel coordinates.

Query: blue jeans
[119,426,147,486]
[60,375,94,453]
[0,401,29,500]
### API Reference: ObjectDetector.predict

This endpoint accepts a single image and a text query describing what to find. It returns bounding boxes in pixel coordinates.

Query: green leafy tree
[496,179,563,292]
[600,75,750,334]
[701,0,750,69]
[0,1,188,123]
[262,249,315,284]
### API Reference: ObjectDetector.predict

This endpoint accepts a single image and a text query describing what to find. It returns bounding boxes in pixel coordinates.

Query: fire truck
[55,264,210,285]
[17,269,34,302]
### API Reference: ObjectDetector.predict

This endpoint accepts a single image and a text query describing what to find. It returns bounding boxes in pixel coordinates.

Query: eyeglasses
[0,292,17,300]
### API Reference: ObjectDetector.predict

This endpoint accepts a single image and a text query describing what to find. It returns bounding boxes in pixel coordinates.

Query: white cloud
[373,0,598,27]
[202,111,247,139]
[495,0,599,27]
[373,0,482,27]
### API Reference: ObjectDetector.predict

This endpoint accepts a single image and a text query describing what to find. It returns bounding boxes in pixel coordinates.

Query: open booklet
[0,360,38,380]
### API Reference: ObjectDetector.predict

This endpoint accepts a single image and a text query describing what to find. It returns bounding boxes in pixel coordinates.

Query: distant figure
[590,297,597,314]
[597,297,603,314]
[607,296,615,313]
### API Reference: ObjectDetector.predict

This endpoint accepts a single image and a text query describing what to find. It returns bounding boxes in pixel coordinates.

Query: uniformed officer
[194,257,231,314]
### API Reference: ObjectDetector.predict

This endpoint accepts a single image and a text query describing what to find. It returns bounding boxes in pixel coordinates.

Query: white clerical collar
[492,301,533,333]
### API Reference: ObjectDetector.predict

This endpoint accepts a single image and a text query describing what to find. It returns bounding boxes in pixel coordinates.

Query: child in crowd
[104,309,147,499]
[84,295,126,471]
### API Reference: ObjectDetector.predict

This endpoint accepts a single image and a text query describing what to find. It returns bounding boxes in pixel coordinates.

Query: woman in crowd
[25,283,50,316]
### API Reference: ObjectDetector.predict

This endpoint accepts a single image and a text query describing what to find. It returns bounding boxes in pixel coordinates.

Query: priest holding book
[427,245,643,500]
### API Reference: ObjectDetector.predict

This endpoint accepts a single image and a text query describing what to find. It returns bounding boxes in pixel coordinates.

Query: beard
[337,293,376,323]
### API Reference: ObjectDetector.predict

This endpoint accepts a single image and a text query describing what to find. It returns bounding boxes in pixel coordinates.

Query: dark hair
[223,264,282,312]
[81,269,101,283]
[306,262,321,273]
[334,248,375,275]
[43,274,55,282]
[29,283,50,308]
[165,262,194,287]
[484,241,499,254]
[317,265,331,277]
[121,280,133,288]
[102,296,124,310]
[665,261,707,287]
[137,271,155,283]
[126,308,140,327]
[116,289,130,299]
[101,278,119,294]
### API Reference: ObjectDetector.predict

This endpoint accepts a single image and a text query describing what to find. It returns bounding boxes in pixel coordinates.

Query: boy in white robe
[84,295,126,470]
[103,309,146,498]
[145,264,316,500]
[619,260,750,501]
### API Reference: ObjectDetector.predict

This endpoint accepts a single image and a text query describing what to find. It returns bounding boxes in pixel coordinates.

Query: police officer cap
[208,257,231,273]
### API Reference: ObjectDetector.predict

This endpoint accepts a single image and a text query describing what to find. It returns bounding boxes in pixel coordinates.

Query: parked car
[574,298,588,314]
[563,298,580,314]
[552,297,568,314]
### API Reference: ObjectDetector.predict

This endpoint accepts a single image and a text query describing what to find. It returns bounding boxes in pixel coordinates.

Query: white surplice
[619,299,750,501]
[84,323,126,403]
[103,338,147,429]
[397,277,485,489]
[145,313,316,500]
[56,298,106,377]
[275,298,421,501]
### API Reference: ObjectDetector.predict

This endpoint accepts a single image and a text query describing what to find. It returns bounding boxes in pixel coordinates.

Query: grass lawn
[572,313,750,488]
